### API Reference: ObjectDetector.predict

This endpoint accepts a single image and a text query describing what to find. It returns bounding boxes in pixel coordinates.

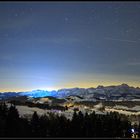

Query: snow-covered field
[113,105,140,112]
[13,104,106,120]
[6,102,140,125]
[16,105,50,118]
[105,105,140,116]
[15,105,74,120]
[105,107,140,115]
[14,104,140,117]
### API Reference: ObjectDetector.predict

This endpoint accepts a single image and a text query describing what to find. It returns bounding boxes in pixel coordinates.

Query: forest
[0,102,138,138]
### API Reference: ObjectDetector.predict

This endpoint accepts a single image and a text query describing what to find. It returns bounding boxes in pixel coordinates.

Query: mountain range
[0,84,140,101]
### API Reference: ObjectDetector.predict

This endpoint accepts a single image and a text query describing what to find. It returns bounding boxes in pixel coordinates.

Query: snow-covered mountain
[20,89,57,98]
[0,84,140,101]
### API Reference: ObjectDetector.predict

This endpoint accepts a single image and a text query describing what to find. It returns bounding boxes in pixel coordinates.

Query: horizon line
[0,83,139,93]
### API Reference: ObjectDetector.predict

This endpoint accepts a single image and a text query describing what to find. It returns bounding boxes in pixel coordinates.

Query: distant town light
[131,128,135,133]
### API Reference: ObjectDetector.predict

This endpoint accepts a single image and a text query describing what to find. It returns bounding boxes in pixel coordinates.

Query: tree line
[0,102,138,138]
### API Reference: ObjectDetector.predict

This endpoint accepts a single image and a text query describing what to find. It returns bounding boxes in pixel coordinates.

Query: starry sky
[0,2,140,92]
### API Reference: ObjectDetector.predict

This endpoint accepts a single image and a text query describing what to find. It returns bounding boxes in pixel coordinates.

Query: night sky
[0,2,140,92]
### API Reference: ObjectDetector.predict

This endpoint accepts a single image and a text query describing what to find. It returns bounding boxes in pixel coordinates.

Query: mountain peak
[120,83,129,87]
[97,85,104,89]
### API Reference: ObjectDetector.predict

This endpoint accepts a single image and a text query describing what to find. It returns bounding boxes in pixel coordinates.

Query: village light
[131,128,139,139]
[131,128,135,133]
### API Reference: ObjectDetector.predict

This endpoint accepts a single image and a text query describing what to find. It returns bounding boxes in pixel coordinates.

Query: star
[15,13,18,17]
[4,33,8,37]
[21,11,25,15]
[30,8,33,11]
[114,10,119,14]
[114,19,119,24]
[137,5,140,9]
[64,17,69,22]
[87,46,92,49]
[7,18,10,22]
[91,9,95,13]
[89,16,93,20]
[125,29,133,34]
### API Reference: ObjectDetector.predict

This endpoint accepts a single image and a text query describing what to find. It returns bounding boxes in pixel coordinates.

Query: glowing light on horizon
[0,81,140,93]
